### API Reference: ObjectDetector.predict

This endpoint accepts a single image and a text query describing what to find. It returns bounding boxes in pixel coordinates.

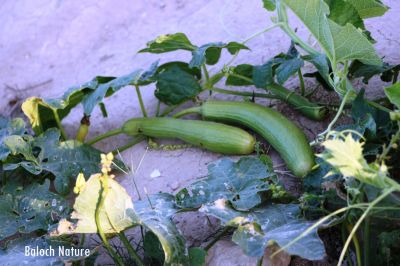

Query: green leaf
[276,57,304,84]
[253,60,275,88]
[0,117,26,161]
[82,70,143,115]
[349,60,400,83]
[3,135,37,162]
[139,33,196,53]
[303,53,333,90]
[346,0,388,18]
[376,230,400,265]
[281,0,381,65]
[0,180,68,240]
[328,20,381,65]
[262,0,276,11]
[325,0,364,29]
[189,247,207,266]
[225,64,254,86]
[144,231,165,265]
[384,82,400,109]
[303,158,340,194]
[351,89,377,136]
[155,62,202,105]
[200,202,325,260]
[21,76,114,135]
[132,193,188,266]
[189,42,249,68]
[176,157,272,211]
[4,129,103,194]
[21,62,159,134]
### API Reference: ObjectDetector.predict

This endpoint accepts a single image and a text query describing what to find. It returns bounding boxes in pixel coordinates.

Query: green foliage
[0,117,26,161]
[200,202,326,260]
[384,82,400,109]
[144,231,165,265]
[0,180,68,240]
[188,248,207,266]
[4,129,103,194]
[176,157,273,210]
[155,62,202,105]
[21,62,159,134]
[262,0,276,11]
[281,0,381,65]
[140,33,249,69]
[349,60,400,83]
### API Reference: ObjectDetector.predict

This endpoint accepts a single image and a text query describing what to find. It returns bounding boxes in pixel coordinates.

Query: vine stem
[119,232,145,266]
[298,69,305,96]
[317,89,351,140]
[86,128,123,145]
[111,135,146,154]
[95,184,125,266]
[205,227,231,251]
[337,188,396,266]
[226,23,282,66]
[135,85,147,117]
[52,109,68,140]
[378,124,400,162]
[202,64,210,82]
[363,217,370,266]
[346,223,362,266]
[276,3,319,56]
[210,87,280,99]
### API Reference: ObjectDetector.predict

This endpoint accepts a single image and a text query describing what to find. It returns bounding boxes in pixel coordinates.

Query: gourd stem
[119,232,145,266]
[86,128,123,145]
[135,85,148,117]
[173,107,202,118]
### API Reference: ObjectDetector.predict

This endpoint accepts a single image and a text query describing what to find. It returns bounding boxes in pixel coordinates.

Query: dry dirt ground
[0,0,399,265]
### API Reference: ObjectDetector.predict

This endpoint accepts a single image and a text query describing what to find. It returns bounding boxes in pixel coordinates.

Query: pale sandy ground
[0,0,399,264]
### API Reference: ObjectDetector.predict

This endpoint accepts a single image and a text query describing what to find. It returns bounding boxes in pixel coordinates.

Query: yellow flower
[73,173,86,194]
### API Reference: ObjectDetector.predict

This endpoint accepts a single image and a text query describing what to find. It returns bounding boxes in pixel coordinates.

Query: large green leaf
[176,157,272,211]
[346,0,388,18]
[139,33,196,53]
[281,0,381,65]
[4,129,102,194]
[0,180,68,240]
[132,193,188,265]
[384,82,400,109]
[200,202,325,260]
[55,174,188,265]
[155,62,202,105]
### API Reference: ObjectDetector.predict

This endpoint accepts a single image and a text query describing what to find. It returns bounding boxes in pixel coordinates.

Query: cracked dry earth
[0,0,399,265]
